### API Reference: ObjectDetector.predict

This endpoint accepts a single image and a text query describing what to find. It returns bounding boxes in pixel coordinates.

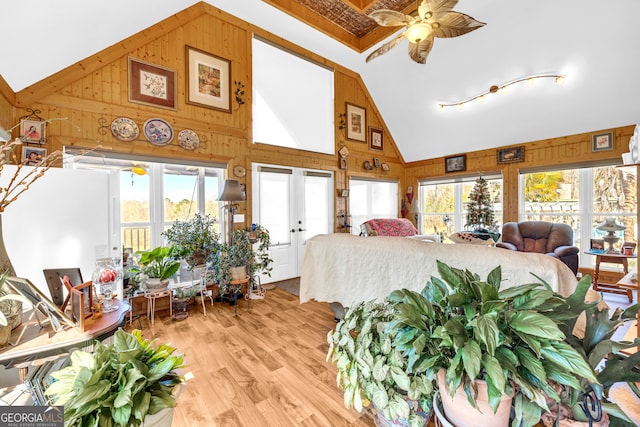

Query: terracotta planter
[436,369,512,427]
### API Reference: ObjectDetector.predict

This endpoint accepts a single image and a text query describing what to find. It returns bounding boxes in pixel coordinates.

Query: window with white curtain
[349,178,399,235]
[252,36,335,155]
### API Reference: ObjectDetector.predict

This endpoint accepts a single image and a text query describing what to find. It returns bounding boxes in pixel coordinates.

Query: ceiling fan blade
[368,9,412,27]
[408,37,434,64]
[433,11,486,38]
[366,32,407,63]
[419,0,459,20]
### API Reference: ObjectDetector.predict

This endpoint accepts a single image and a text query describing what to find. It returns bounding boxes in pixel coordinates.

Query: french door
[252,164,333,282]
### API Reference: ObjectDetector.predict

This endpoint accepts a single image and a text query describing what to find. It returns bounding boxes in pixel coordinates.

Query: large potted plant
[45,329,184,427]
[137,246,182,290]
[389,261,598,427]
[539,275,640,427]
[162,213,220,268]
[326,299,434,427]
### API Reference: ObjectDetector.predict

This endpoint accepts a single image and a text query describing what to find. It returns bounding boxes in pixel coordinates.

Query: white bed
[300,234,578,309]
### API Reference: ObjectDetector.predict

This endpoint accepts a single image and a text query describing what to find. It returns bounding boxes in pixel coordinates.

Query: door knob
[290,228,296,233]
[298,228,306,232]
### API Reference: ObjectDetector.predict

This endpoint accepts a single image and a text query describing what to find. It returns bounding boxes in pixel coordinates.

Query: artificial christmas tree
[465,177,496,231]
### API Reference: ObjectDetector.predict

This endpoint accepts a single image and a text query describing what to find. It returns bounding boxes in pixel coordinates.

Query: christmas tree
[465,177,496,230]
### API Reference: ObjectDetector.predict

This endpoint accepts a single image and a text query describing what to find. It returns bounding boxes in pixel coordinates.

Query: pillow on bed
[449,232,495,245]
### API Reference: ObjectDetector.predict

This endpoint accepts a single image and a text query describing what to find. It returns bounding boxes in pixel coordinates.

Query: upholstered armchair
[495,221,579,275]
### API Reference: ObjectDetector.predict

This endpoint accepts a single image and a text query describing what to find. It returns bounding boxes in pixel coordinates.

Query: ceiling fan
[366,0,486,64]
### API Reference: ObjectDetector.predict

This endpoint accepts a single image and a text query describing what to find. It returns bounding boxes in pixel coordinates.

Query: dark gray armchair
[495,221,579,275]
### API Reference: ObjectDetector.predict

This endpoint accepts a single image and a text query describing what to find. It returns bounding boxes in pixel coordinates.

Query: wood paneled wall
[1,2,405,233]
[404,125,635,223]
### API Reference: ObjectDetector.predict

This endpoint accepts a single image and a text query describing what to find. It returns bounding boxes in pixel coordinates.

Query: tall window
[349,178,399,235]
[252,37,335,154]
[521,165,637,266]
[418,175,503,242]
[72,156,224,252]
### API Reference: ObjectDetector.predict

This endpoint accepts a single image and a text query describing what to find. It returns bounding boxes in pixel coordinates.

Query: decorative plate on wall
[111,117,139,142]
[178,129,199,150]
[143,118,174,146]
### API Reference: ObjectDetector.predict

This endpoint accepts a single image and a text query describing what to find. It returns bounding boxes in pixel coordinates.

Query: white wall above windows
[252,37,335,155]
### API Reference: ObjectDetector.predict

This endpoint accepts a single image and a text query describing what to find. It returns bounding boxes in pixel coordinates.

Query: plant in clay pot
[389,261,598,427]
[162,213,221,268]
[137,246,182,289]
[326,299,434,426]
[539,275,640,427]
[45,329,184,427]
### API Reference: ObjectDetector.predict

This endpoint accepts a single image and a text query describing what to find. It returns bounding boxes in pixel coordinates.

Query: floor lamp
[218,179,244,244]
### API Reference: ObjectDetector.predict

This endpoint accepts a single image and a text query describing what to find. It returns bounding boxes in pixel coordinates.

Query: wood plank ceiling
[263,0,416,52]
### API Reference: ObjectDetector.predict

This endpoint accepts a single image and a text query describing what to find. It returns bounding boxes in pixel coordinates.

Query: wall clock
[233,165,246,177]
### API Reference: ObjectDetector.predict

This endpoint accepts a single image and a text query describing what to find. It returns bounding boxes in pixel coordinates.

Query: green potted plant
[389,261,598,427]
[326,299,434,426]
[45,329,184,427]
[162,213,220,268]
[172,285,198,321]
[539,275,640,427]
[137,246,182,290]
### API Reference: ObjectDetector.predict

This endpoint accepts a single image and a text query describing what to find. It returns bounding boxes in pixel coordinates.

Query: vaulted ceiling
[1,0,639,162]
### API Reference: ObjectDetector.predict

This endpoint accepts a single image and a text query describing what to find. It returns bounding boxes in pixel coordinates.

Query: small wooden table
[585,251,636,302]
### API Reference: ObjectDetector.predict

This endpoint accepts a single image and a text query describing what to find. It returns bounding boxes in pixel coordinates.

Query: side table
[228,276,250,316]
[143,289,172,325]
[584,251,636,302]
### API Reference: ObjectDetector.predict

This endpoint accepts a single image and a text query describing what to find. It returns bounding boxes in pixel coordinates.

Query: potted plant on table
[172,285,198,321]
[162,213,220,268]
[388,261,599,427]
[326,299,434,427]
[137,246,182,290]
[45,329,184,427]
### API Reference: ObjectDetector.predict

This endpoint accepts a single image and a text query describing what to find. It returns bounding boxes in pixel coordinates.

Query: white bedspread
[300,234,578,307]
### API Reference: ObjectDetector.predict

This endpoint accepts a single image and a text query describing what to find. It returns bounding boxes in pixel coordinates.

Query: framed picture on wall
[128,57,177,110]
[186,45,231,113]
[591,131,613,152]
[346,103,366,142]
[21,146,47,166]
[444,154,466,173]
[20,119,46,144]
[497,146,525,164]
[369,127,383,151]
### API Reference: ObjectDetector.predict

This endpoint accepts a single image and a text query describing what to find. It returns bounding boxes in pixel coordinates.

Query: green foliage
[136,246,182,280]
[465,176,496,230]
[389,261,598,427]
[162,213,221,268]
[45,329,184,427]
[326,300,433,425]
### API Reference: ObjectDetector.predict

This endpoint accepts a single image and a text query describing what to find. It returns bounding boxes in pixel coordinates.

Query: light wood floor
[125,287,375,427]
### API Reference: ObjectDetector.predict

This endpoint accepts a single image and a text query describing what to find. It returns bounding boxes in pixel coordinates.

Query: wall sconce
[438,73,566,111]
[234,81,245,107]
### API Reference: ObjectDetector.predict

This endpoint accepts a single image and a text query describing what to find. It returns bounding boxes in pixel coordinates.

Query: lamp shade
[0,126,10,142]
[218,179,245,202]
[409,200,421,214]
[596,216,625,232]
[406,22,432,43]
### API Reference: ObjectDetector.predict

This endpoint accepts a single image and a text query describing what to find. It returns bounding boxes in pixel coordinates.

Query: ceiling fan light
[406,22,431,44]
[555,76,566,85]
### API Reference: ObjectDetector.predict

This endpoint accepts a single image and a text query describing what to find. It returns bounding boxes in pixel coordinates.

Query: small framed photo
[128,57,177,110]
[592,131,613,152]
[346,102,366,142]
[341,189,350,197]
[21,146,47,166]
[369,127,384,151]
[20,119,46,144]
[186,45,231,113]
[497,146,525,164]
[590,238,605,253]
[445,154,466,173]
[339,157,347,170]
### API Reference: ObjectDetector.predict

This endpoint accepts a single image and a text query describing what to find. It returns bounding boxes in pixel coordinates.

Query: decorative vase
[92,258,121,313]
[437,369,512,427]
